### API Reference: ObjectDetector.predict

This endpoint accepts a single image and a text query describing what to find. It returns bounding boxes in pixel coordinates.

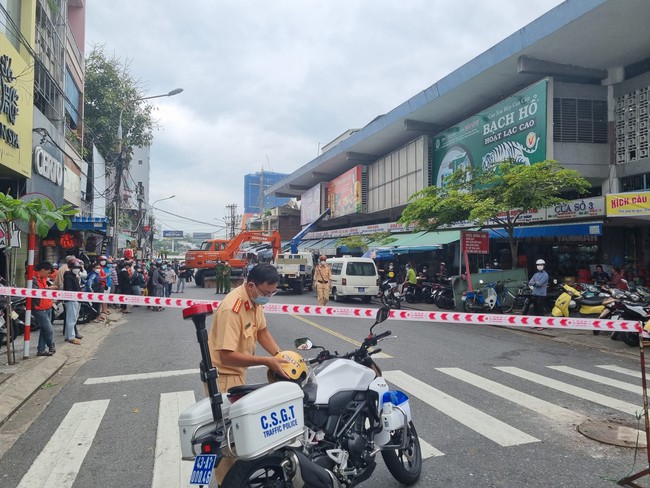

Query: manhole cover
[578,420,647,448]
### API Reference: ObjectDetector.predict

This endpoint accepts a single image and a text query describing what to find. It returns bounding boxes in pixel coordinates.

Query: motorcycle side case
[229,382,304,460]
[178,395,231,461]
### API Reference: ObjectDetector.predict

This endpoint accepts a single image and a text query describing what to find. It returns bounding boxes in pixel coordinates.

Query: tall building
[244,171,290,214]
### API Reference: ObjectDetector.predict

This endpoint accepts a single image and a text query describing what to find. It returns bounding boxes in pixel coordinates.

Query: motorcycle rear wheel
[381,420,422,485]
[463,297,480,313]
[221,452,286,487]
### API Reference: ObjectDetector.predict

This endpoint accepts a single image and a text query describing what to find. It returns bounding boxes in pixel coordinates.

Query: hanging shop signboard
[606,192,650,217]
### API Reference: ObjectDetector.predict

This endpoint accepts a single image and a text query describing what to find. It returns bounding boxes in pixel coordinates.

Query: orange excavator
[185,230,281,287]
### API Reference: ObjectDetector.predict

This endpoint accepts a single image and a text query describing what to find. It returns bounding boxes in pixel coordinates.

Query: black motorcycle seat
[581,297,606,306]
[227,383,267,397]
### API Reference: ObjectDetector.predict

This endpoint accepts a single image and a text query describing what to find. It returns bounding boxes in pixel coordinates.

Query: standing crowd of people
[31,255,194,357]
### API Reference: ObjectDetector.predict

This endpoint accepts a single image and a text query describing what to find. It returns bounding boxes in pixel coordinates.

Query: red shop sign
[461,231,489,255]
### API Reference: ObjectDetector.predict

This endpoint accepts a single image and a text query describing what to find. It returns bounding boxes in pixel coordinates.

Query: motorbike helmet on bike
[266,350,308,384]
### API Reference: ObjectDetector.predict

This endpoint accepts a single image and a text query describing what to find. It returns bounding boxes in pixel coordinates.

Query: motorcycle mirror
[294,338,313,350]
[376,307,390,324]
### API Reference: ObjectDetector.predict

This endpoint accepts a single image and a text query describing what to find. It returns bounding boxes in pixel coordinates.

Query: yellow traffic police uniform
[315,263,332,306]
[208,284,267,392]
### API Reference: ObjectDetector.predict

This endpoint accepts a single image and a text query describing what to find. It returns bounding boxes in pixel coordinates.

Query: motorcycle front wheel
[381,420,422,485]
[221,452,286,487]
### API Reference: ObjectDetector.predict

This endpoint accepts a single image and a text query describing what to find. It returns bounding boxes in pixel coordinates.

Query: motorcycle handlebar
[374,330,392,341]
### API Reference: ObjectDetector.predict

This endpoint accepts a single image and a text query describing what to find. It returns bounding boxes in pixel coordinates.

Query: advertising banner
[546,196,605,220]
[606,192,650,217]
[432,80,548,188]
[461,231,489,254]
[163,230,184,238]
[328,166,362,218]
[0,40,34,177]
[300,183,323,225]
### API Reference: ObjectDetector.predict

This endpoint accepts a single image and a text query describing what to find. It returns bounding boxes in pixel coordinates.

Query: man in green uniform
[222,260,232,293]
[214,258,224,294]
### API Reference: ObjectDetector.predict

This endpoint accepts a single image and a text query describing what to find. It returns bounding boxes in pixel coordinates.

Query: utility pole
[224,203,241,239]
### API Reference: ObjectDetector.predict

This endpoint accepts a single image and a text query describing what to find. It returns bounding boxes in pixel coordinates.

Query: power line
[150,206,225,227]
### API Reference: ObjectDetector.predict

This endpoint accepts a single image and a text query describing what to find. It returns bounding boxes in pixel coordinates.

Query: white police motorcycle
[178,304,421,487]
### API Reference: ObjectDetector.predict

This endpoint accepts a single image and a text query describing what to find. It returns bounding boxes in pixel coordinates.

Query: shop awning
[488,222,602,239]
[406,230,460,247]
[296,239,323,251]
[69,216,108,232]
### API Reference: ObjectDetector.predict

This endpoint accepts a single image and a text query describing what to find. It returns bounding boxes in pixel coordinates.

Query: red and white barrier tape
[0,286,643,333]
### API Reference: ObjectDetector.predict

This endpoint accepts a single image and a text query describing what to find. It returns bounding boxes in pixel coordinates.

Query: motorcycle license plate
[358,287,365,293]
[189,454,218,485]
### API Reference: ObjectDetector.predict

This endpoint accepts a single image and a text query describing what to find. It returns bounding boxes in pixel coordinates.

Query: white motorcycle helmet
[536,259,546,265]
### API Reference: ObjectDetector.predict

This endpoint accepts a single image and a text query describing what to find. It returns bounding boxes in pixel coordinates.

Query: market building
[268,0,650,285]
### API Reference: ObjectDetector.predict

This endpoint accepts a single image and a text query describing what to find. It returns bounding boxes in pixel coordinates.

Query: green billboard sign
[431,79,548,187]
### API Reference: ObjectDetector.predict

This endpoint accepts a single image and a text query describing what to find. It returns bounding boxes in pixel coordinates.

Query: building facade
[268,0,650,284]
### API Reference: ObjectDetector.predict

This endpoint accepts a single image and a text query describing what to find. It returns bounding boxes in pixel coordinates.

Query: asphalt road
[0,284,647,487]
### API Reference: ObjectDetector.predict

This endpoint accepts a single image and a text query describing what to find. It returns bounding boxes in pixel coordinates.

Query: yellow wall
[0,0,35,178]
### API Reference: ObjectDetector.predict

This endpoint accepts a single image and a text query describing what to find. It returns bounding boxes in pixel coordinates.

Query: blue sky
[86,0,564,237]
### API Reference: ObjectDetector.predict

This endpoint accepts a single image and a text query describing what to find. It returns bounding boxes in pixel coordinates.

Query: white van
[326,257,379,303]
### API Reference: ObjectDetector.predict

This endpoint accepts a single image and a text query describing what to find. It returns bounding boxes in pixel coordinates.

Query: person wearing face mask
[208,263,289,483]
[314,255,332,306]
[62,259,82,344]
[528,258,549,318]
[117,261,133,313]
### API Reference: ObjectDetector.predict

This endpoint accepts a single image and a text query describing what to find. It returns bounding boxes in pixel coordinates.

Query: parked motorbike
[610,294,650,347]
[550,282,615,319]
[378,279,403,309]
[178,305,421,488]
[0,295,27,346]
[404,281,432,303]
[432,277,455,310]
[462,281,514,313]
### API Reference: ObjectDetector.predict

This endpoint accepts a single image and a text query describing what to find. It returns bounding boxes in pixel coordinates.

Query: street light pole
[112,88,183,258]
[148,195,175,258]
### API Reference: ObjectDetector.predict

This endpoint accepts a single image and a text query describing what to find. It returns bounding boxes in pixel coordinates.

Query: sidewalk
[0,311,125,427]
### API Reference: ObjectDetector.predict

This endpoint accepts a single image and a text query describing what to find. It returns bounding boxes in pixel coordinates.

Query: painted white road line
[290,314,393,359]
[383,370,539,447]
[437,368,585,425]
[418,438,445,459]
[495,367,642,416]
[17,399,110,488]
[153,391,197,488]
[596,364,642,379]
[84,369,201,384]
[548,365,642,394]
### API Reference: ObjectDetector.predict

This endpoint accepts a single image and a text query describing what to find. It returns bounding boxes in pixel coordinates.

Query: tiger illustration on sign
[481,136,540,171]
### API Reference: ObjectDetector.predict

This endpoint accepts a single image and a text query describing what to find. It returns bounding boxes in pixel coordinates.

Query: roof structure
[267,0,650,198]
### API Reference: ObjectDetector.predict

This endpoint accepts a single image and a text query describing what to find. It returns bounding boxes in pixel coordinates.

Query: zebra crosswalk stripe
[17,399,110,488]
[436,368,585,425]
[547,365,643,394]
[596,364,643,379]
[383,370,539,447]
[495,366,642,416]
[152,391,197,488]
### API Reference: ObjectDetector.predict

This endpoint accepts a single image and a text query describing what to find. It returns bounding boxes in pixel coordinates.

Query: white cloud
[86,0,564,236]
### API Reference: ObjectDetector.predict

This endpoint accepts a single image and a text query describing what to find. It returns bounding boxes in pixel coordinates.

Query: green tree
[83,45,156,164]
[399,160,591,268]
[336,232,397,253]
[0,194,77,362]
